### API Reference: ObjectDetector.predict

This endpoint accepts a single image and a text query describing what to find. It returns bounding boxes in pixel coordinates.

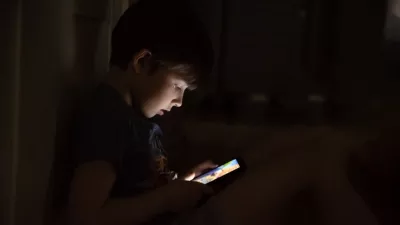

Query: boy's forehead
[166,72,190,84]
[155,69,197,90]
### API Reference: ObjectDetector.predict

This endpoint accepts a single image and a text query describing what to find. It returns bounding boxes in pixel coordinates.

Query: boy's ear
[133,49,152,74]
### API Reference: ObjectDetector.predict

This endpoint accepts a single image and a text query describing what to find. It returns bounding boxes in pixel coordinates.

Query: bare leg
[203,152,315,225]
[196,130,379,225]
[313,131,380,225]
[315,172,379,225]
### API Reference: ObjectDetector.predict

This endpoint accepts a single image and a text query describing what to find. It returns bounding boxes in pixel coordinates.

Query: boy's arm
[68,161,169,225]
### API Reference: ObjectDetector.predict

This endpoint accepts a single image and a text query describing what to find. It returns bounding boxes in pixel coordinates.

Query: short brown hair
[144,56,197,90]
[110,0,214,88]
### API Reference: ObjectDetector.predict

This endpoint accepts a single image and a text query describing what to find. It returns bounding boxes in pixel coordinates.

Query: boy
[68,1,216,225]
[67,0,380,225]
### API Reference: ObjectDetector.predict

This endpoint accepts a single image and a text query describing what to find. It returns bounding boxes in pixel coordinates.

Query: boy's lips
[157,109,170,116]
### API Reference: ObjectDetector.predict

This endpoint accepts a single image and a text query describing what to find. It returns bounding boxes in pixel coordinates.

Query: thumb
[183,172,196,181]
[200,160,218,169]
[194,160,218,175]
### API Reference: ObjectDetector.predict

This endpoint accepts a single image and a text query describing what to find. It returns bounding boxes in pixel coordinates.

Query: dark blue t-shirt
[75,83,173,198]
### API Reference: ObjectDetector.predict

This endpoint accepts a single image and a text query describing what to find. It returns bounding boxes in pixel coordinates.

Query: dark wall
[189,0,390,121]
[222,0,309,94]
[0,1,20,224]
[330,0,388,116]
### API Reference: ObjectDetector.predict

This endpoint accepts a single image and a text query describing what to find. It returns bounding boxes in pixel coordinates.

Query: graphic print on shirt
[149,123,178,186]
[152,134,169,174]
[154,153,168,174]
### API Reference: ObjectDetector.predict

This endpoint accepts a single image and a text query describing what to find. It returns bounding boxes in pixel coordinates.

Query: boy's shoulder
[88,83,127,114]
[80,83,133,124]
[80,83,158,135]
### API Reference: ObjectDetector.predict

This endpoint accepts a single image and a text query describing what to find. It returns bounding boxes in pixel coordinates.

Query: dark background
[1,0,399,225]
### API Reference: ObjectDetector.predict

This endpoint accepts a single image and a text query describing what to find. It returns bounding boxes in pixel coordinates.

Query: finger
[201,184,214,195]
[199,160,218,169]
[183,172,196,181]
[189,181,214,195]
[192,160,219,177]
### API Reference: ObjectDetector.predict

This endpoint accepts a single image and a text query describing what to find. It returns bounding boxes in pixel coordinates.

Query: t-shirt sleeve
[75,111,126,171]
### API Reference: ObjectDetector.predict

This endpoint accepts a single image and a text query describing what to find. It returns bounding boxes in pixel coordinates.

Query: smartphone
[193,158,245,185]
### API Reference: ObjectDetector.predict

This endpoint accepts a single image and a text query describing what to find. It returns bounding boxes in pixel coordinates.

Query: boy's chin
[145,109,169,118]
[142,111,155,118]
[144,110,164,118]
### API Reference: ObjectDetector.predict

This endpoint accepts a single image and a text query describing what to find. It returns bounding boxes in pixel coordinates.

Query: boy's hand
[182,160,218,181]
[161,180,213,212]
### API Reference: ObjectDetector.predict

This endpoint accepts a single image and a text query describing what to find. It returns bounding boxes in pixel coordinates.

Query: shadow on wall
[46,15,109,214]
[45,84,94,224]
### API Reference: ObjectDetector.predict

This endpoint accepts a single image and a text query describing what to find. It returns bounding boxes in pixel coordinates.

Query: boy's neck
[106,67,134,106]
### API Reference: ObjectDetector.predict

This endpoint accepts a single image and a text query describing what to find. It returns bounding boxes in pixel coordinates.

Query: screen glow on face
[193,159,240,184]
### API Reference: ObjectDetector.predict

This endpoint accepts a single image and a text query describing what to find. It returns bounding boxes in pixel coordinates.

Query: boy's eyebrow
[180,76,197,90]
[177,79,190,89]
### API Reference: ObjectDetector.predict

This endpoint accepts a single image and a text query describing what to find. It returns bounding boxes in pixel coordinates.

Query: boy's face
[137,71,189,118]
[130,50,191,118]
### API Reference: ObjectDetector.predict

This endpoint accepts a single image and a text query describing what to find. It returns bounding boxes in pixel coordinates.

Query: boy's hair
[110,0,214,89]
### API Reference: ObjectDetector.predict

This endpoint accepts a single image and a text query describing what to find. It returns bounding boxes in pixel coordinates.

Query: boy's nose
[172,96,183,107]
[173,101,182,108]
